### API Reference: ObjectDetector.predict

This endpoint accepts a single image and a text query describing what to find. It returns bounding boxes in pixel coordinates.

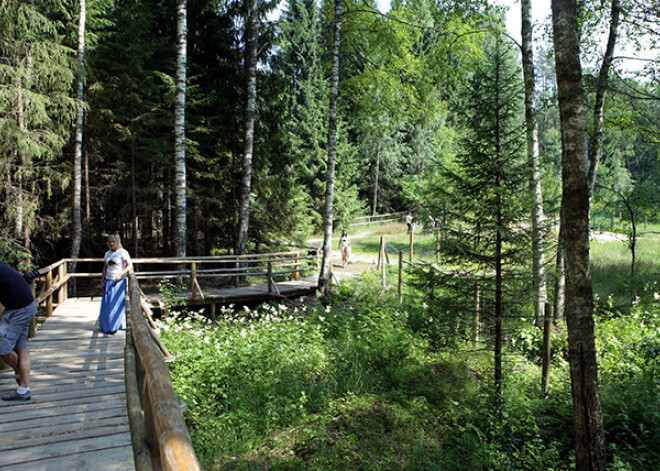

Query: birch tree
[174,0,188,257]
[520,0,547,327]
[70,0,86,261]
[318,0,343,293]
[551,0,606,468]
[235,0,259,256]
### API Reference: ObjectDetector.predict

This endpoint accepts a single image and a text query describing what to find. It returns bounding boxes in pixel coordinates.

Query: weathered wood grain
[0,298,135,470]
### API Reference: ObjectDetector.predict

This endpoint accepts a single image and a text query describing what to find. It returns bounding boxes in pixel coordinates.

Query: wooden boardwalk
[0,298,135,471]
[144,277,318,307]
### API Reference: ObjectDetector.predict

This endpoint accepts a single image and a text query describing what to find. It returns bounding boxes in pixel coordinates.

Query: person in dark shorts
[0,261,39,401]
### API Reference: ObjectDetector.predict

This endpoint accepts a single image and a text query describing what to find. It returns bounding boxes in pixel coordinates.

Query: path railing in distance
[126,273,202,471]
[350,211,406,227]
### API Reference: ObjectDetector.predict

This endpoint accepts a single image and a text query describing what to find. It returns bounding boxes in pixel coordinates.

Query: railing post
[409,230,414,263]
[190,262,197,299]
[398,251,403,304]
[381,238,386,289]
[234,258,240,287]
[294,253,300,280]
[57,262,67,304]
[46,269,53,318]
[541,302,553,398]
[267,261,274,294]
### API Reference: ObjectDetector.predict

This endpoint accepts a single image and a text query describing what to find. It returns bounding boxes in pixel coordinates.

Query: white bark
[551,0,606,468]
[318,0,343,293]
[236,0,259,256]
[173,0,188,257]
[70,0,85,260]
[521,0,548,327]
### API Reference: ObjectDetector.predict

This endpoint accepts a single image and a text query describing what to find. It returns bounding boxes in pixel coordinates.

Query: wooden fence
[29,251,318,316]
[349,211,406,227]
[125,273,201,470]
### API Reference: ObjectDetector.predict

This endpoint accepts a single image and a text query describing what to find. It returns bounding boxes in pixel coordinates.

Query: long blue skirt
[99,279,127,333]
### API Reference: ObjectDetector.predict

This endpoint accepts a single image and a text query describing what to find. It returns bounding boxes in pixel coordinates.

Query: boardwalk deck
[0,298,135,471]
[144,277,318,306]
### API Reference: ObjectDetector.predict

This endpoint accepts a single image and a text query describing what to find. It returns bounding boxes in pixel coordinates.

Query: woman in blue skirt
[99,234,133,334]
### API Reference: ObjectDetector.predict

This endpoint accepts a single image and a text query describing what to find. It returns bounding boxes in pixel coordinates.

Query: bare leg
[15,349,30,388]
[0,351,19,374]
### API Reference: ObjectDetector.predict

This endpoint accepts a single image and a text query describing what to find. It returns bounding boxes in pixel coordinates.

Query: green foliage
[0,0,76,262]
[156,258,660,470]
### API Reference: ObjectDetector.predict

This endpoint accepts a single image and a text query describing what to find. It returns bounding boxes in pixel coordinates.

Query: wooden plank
[0,432,132,467]
[0,415,129,445]
[0,298,134,470]
[0,447,134,471]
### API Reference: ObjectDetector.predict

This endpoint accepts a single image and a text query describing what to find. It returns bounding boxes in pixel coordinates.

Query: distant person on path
[0,261,39,401]
[339,229,351,268]
[406,211,413,234]
[99,234,132,335]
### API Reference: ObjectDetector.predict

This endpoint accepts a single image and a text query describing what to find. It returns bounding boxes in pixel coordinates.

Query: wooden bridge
[0,252,319,470]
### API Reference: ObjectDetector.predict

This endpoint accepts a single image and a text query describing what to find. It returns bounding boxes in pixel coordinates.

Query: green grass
[591,237,660,311]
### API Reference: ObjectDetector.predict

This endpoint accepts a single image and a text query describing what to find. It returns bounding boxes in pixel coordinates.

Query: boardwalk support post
[45,269,53,318]
[267,262,274,294]
[398,251,403,304]
[190,262,197,299]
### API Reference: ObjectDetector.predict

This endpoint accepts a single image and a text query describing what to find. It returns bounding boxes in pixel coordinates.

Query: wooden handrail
[127,274,201,470]
[32,251,317,322]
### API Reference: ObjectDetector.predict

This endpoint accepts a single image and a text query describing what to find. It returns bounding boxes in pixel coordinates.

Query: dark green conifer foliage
[0,0,76,266]
[413,35,529,395]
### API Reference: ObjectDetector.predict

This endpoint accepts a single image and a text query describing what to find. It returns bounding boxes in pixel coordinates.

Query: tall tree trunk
[70,0,85,261]
[521,0,548,327]
[16,76,26,254]
[494,199,503,401]
[84,124,90,224]
[235,0,259,256]
[317,0,343,293]
[551,1,606,469]
[588,0,621,192]
[372,147,380,217]
[173,0,188,257]
[131,139,138,256]
[554,218,566,319]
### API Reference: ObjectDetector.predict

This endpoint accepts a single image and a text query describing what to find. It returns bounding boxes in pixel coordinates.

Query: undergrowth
[157,267,659,470]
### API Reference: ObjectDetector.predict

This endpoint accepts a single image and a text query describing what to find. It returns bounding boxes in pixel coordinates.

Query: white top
[104,248,131,281]
[340,235,350,250]
[406,214,412,224]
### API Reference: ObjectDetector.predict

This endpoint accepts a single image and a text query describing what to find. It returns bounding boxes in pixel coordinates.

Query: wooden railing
[350,211,406,227]
[125,273,201,470]
[129,251,317,298]
[30,251,318,317]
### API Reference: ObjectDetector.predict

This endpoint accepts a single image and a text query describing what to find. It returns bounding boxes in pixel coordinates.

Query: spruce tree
[425,35,529,398]
[0,0,76,265]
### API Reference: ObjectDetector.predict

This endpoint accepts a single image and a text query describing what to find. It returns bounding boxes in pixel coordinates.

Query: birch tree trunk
[372,147,380,217]
[235,0,259,256]
[521,0,547,327]
[588,0,621,192]
[317,0,343,293]
[551,1,606,468]
[173,0,188,257]
[70,0,85,260]
[553,219,565,319]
